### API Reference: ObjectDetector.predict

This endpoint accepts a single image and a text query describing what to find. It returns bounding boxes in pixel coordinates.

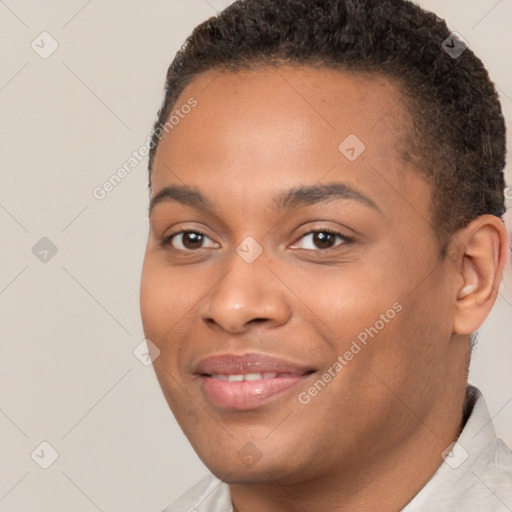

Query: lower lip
[200,375,310,410]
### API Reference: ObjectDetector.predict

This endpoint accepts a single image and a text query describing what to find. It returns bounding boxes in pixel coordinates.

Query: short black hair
[148,0,506,242]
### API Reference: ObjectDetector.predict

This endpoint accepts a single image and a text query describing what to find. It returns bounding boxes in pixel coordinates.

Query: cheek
[284,262,403,343]
[140,262,196,413]
[140,261,168,336]
[140,258,196,338]
[140,267,186,367]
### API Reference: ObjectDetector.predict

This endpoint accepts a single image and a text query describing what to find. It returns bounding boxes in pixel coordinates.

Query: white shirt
[162,386,512,511]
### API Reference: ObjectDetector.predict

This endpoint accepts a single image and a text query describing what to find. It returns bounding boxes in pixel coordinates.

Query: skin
[140,66,509,511]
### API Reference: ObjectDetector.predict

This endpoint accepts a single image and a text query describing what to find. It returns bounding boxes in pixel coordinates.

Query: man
[140,0,512,510]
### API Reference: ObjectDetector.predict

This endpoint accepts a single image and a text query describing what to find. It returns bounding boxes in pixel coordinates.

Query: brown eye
[168,231,219,251]
[293,229,348,251]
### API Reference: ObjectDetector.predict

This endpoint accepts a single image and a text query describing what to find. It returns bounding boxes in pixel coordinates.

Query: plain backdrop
[0,1,511,510]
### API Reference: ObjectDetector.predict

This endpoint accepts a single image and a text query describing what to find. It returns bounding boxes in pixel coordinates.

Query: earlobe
[452,215,509,335]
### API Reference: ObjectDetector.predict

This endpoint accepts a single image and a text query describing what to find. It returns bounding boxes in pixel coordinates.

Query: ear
[448,215,510,335]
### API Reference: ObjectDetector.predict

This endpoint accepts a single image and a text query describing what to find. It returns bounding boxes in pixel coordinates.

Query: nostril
[250,318,268,324]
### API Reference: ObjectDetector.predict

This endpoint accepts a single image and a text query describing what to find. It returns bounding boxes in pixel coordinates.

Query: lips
[195,353,314,410]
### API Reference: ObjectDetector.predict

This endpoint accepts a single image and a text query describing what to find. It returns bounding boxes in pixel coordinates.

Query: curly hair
[148,0,506,244]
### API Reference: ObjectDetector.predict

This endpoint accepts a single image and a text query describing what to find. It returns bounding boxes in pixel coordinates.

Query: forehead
[153,66,407,169]
[151,65,429,224]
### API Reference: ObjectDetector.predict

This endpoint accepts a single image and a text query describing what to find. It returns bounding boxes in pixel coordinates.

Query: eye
[291,229,349,251]
[164,230,219,251]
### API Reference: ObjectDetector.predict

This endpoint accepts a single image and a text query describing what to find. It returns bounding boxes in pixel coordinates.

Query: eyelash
[161,229,212,250]
[296,228,351,250]
[161,228,351,252]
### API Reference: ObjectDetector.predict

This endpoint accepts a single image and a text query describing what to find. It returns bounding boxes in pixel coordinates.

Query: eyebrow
[149,182,380,214]
[150,185,215,214]
[274,182,380,211]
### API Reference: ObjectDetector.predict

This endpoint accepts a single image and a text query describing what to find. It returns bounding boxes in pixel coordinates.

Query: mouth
[194,353,315,410]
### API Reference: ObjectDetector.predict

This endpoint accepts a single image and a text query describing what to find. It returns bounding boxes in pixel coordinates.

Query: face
[140,66,459,484]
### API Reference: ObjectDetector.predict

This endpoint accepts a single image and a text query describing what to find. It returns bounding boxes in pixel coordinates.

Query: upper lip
[194,353,314,376]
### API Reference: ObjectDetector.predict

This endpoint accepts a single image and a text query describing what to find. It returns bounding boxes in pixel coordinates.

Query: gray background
[0,0,511,510]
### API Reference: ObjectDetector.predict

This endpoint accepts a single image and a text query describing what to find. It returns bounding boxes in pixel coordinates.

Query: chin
[192,438,315,486]
[207,460,300,485]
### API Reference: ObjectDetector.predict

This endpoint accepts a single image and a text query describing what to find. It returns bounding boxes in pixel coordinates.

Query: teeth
[211,372,280,381]
[244,373,261,381]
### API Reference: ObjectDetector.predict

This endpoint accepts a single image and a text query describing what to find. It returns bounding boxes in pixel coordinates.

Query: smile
[195,353,315,410]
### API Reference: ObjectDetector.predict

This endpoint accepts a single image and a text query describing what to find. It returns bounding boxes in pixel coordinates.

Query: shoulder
[160,474,232,512]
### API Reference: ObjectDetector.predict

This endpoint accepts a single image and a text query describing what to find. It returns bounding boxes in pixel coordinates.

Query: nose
[198,252,292,334]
